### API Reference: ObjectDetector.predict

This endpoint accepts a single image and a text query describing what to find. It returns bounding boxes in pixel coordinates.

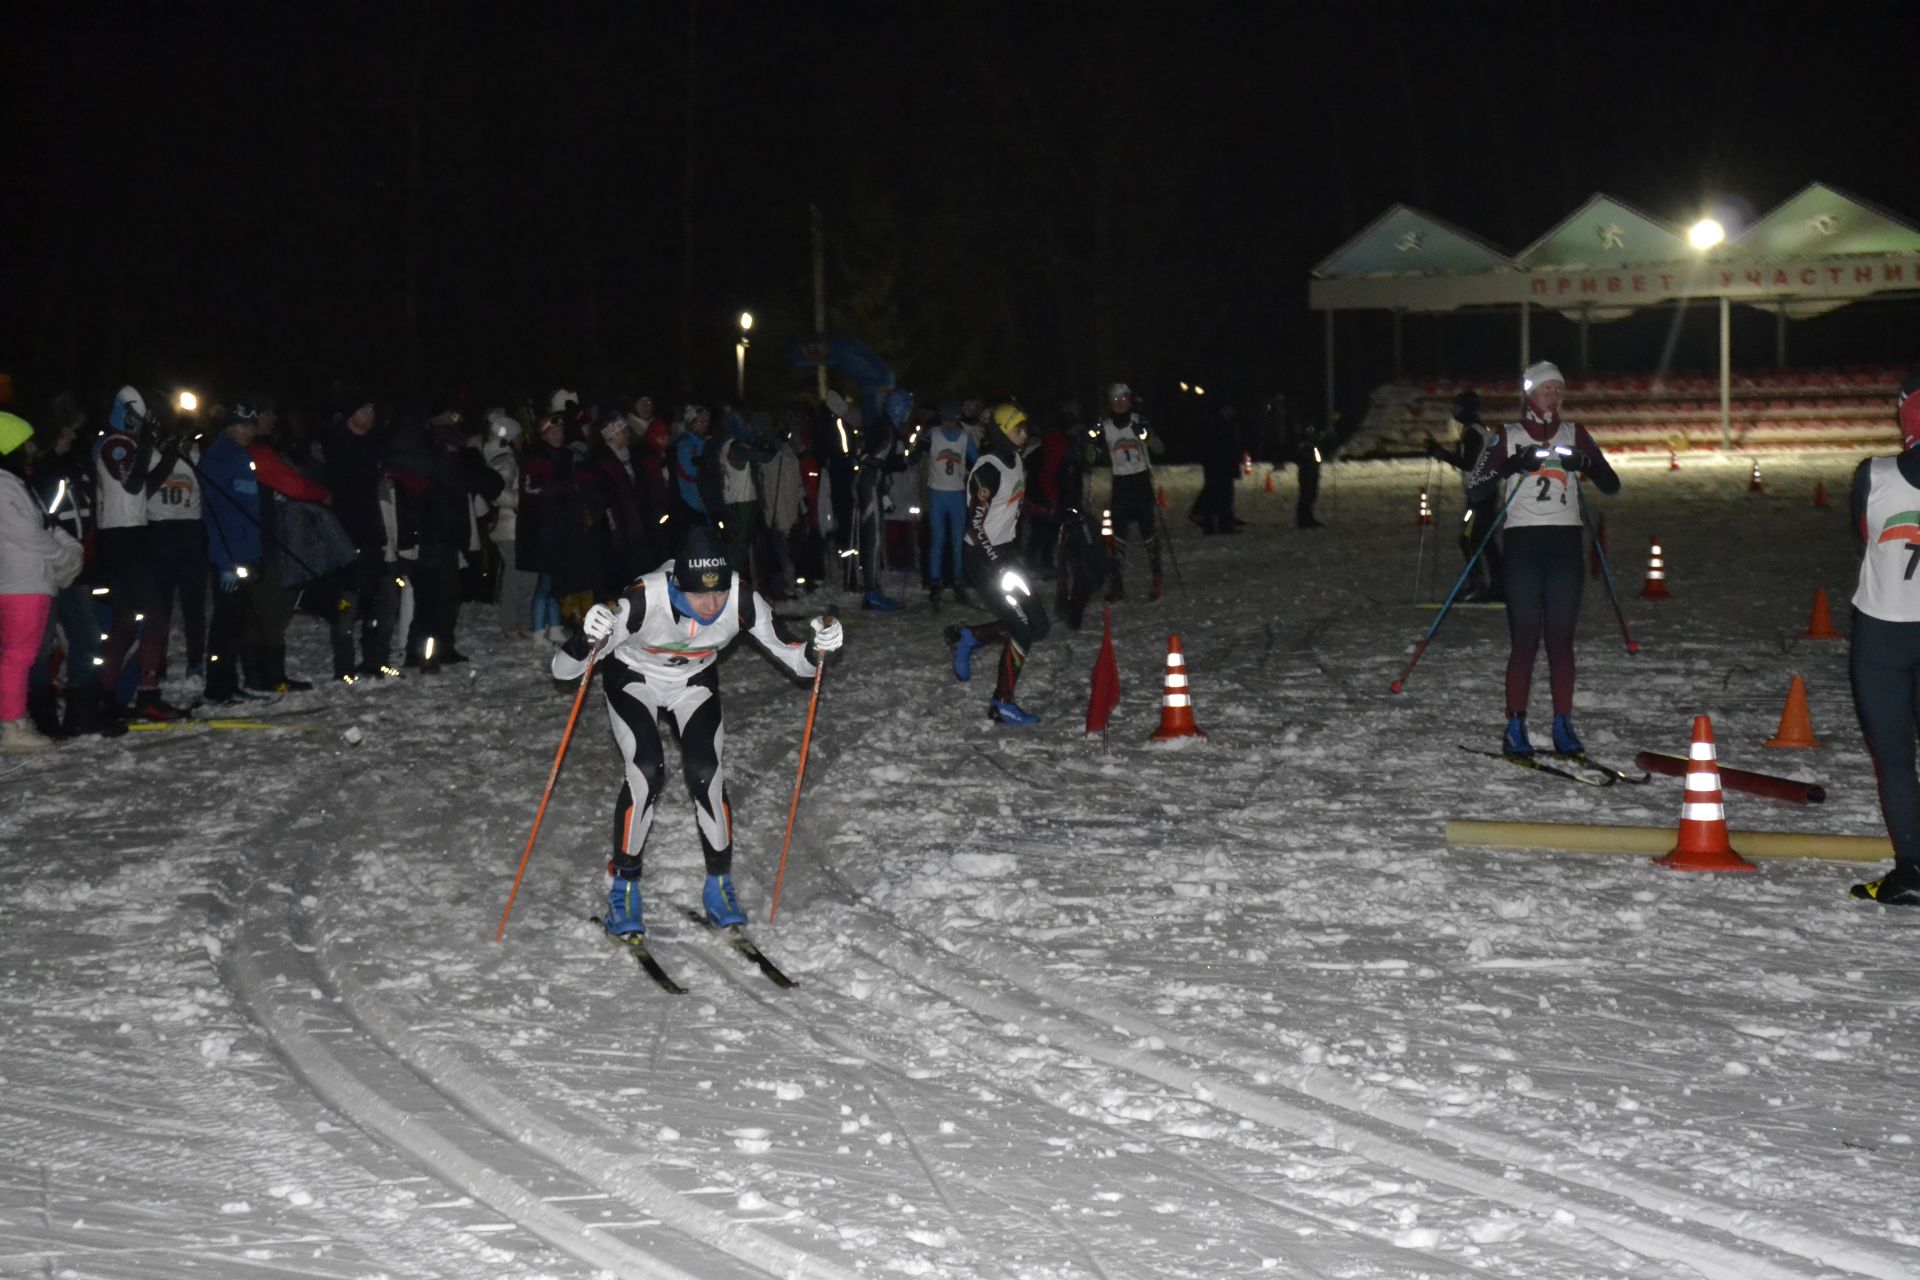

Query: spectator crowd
[0,377,1252,753]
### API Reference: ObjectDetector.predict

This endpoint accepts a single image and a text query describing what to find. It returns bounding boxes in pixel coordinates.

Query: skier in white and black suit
[554,525,843,939]
[1846,371,1920,906]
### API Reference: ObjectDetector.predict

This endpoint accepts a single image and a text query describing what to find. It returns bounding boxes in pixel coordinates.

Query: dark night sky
[6,1,1920,439]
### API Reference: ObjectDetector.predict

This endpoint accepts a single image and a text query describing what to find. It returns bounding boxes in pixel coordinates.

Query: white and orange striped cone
[1640,536,1671,600]
[1100,508,1116,549]
[1668,448,1680,472]
[1148,635,1207,742]
[1748,459,1764,493]
[1415,488,1434,526]
[1656,716,1756,873]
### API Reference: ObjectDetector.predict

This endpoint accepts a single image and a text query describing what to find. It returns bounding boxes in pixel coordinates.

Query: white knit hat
[1522,361,1564,392]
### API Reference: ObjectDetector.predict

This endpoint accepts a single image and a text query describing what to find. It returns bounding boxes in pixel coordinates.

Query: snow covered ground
[5,452,1914,1280]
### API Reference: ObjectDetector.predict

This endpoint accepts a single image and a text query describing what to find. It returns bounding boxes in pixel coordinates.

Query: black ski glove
[1499,448,1544,477]
[1561,450,1592,474]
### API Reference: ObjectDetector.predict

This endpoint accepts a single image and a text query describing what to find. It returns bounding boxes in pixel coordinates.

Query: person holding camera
[552,525,843,939]
[1466,362,1619,757]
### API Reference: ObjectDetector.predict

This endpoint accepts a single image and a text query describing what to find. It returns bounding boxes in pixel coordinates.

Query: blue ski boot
[1502,713,1533,757]
[862,590,904,612]
[604,874,646,938]
[703,874,748,928]
[1551,714,1583,755]
[945,625,979,682]
[989,699,1040,727]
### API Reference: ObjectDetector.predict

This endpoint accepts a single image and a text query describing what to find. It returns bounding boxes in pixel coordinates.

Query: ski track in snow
[5,456,1918,1278]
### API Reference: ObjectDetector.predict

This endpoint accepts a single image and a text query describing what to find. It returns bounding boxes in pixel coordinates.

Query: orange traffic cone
[1763,675,1823,749]
[1812,480,1828,509]
[1748,459,1763,493]
[1241,451,1253,477]
[1668,448,1680,472]
[1148,635,1206,742]
[1416,488,1434,526]
[1801,587,1840,639]
[1264,468,1275,494]
[1100,508,1116,548]
[1640,536,1671,600]
[1656,716,1757,873]
[1155,485,1168,511]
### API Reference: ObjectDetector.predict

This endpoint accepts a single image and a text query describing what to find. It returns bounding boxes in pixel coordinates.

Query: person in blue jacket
[199,403,267,703]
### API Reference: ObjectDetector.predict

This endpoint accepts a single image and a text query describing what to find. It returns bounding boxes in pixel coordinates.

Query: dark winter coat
[324,419,390,554]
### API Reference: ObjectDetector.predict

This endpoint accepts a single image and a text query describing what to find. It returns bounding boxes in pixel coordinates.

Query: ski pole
[1152,502,1185,591]
[769,632,831,925]
[1389,478,1524,694]
[1578,486,1640,654]
[1410,455,1434,604]
[495,648,598,942]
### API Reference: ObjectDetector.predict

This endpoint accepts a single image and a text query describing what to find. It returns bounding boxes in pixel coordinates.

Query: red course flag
[1085,607,1120,735]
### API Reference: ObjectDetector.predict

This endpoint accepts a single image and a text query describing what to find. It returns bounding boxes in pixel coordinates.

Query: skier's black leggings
[1501,526,1583,718]
[963,545,1050,701]
[1851,609,1920,866]
[603,662,731,879]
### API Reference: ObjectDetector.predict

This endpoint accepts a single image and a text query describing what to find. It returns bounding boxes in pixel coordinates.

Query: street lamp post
[1689,217,1731,451]
[735,311,754,400]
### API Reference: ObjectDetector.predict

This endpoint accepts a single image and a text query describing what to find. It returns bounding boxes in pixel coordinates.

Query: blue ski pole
[1389,477,1524,694]
[1578,486,1639,654]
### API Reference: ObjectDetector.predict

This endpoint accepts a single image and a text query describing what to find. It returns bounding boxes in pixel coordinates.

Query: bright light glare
[1688,218,1725,251]
[1194,385,1207,396]
[176,390,199,412]
[738,311,754,332]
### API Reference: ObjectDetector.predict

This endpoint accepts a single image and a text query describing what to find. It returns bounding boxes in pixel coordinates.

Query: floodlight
[1688,218,1725,251]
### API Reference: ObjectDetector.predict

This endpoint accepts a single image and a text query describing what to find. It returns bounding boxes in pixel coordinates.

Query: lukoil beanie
[671,525,734,594]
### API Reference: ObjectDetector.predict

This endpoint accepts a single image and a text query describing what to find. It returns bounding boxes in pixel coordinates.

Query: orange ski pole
[496,651,598,942]
[768,658,827,924]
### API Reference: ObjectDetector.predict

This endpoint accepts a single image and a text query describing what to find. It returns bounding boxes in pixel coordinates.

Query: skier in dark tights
[1466,361,1618,756]
[1847,372,1920,905]
[555,525,843,939]
[944,404,1051,725]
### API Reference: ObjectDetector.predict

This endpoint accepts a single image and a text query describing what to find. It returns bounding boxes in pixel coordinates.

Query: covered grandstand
[1310,184,1920,456]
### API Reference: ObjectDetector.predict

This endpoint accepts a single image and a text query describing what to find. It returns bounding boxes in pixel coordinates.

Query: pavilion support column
[1391,308,1404,379]
[1578,305,1591,378]
[1324,308,1336,436]
[1520,298,1531,374]
[1719,294,1732,453]
[1775,302,1787,368]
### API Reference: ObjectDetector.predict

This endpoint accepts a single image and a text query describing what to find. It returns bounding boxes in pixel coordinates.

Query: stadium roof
[1311,205,1510,279]
[1514,194,1690,271]
[1309,182,1920,313]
